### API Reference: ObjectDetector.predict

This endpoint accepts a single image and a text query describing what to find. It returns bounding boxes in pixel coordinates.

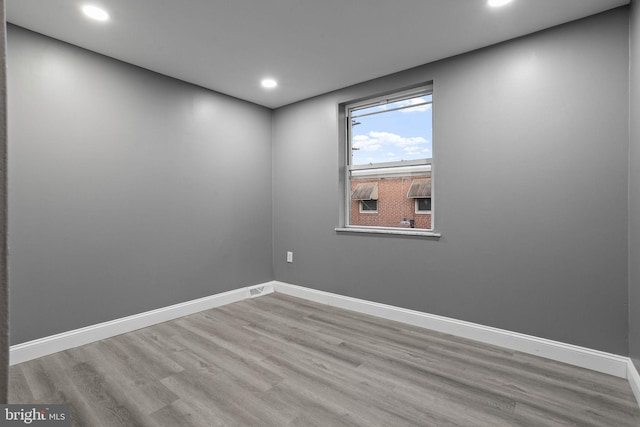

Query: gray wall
[273,8,630,355]
[630,0,640,369]
[8,25,273,344]
[0,0,8,403]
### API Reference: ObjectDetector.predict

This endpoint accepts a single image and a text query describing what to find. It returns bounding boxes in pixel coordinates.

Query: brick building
[350,175,432,229]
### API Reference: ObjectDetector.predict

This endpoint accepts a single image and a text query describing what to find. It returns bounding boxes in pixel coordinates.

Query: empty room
[2,0,640,425]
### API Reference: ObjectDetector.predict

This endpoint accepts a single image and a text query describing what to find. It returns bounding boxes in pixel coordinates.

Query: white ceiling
[6,0,630,109]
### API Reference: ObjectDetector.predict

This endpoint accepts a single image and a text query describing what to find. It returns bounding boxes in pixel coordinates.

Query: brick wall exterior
[350,175,432,229]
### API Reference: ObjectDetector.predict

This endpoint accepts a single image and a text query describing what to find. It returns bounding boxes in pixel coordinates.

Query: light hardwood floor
[9,293,640,426]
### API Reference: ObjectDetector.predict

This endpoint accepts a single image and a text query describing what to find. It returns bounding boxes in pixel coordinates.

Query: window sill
[335,227,442,238]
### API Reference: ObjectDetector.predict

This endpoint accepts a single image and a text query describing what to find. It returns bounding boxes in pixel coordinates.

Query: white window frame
[336,84,440,237]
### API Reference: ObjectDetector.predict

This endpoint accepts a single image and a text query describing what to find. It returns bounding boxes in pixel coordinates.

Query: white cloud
[352,131,431,163]
[367,131,427,147]
[352,134,382,151]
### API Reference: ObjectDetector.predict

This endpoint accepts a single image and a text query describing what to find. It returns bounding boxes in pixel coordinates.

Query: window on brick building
[343,85,433,232]
[360,200,378,213]
[415,198,432,213]
[408,178,432,214]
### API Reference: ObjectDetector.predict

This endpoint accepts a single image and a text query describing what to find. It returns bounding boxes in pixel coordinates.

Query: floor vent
[248,283,274,298]
[249,286,265,297]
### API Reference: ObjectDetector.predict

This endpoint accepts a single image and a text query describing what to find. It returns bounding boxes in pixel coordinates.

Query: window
[360,200,378,213]
[408,178,432,214]
[352,182,378,213]
[415,198,432,213]
[343,85,433,232]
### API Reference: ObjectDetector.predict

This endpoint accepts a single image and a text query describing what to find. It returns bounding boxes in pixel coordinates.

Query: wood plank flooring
[9,293,640,426]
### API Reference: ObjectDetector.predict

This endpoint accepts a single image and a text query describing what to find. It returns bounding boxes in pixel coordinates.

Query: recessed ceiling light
[82,5,110,21]
[261,79,278,89]
[488,0,512,7]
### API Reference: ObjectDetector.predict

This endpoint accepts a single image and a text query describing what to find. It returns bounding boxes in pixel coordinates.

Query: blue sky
[351,95,432,165]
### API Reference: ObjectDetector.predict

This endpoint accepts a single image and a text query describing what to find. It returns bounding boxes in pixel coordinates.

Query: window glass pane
[417,198,432,212]
[351,177,431,228]
[351,97,432,166]
[352,95,432,118]
[360,200,378,211]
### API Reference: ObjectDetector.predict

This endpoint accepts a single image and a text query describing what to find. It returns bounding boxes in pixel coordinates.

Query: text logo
[0,405,70,426]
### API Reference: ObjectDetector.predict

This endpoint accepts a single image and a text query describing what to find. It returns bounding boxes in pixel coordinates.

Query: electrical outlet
[287,251,293,263]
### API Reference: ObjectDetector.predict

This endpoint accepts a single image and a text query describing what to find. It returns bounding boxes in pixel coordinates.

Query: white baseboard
[8,278,631,384]
[9,281,276,365]
[273,281,629,379]
[628,359,640,407]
